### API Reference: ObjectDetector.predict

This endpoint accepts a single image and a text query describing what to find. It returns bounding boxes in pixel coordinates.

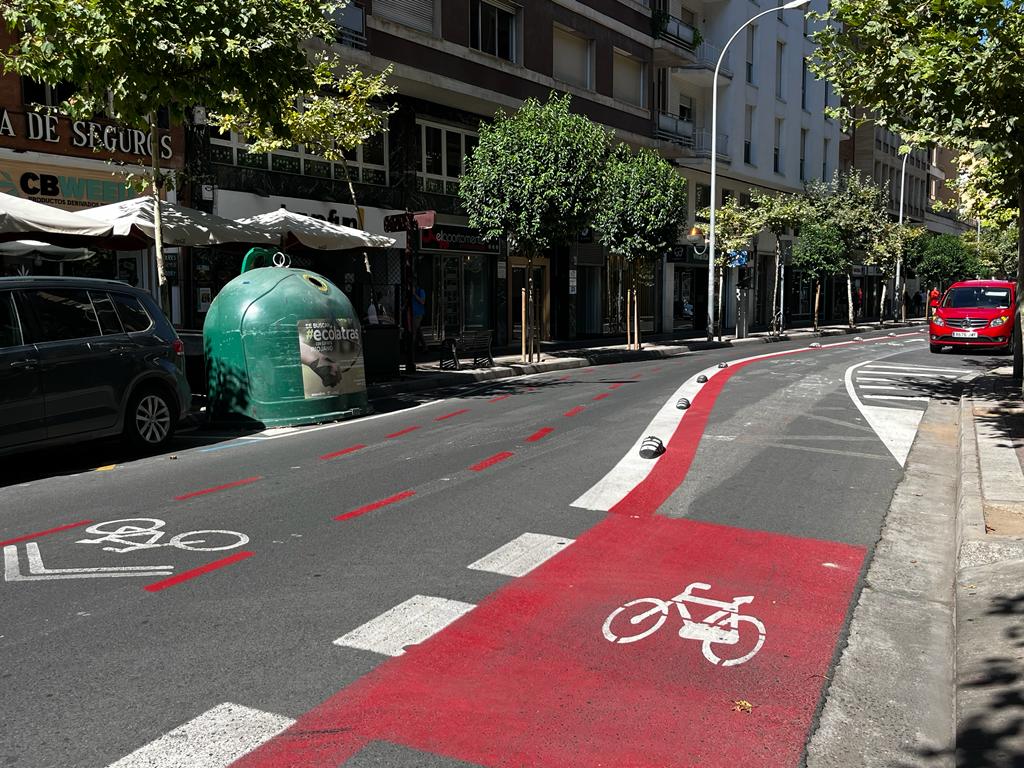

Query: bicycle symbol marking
[602,581,767,667]
[75,519,249,554]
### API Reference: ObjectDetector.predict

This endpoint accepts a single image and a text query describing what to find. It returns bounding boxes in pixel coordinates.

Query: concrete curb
[368,321,926,400]
[806,400,958,767]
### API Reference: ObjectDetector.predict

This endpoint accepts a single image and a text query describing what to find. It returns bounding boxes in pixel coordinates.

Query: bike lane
[232,343,882,768]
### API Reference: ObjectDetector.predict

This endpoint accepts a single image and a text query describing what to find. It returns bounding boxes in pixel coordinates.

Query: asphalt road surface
[0,328,1001,768]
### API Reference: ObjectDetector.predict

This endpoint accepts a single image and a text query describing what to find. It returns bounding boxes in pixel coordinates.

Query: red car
[929,279,1016,354]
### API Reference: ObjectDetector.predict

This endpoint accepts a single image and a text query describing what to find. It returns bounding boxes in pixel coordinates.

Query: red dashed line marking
[435,409,470,422]
[630,372,643,380]
[592,393,611,402]
[175,476,261,501]
[558,374,571,381]
[489,395,511,403]
[143,551,254,592]
[320,444,367,461]
[469,451,515,472]
[608,383,624,390]
[335,491,417,522]
[526,427,554,443]
[0,520,93,547]
[386,426,421,438]
[563,406,585,418]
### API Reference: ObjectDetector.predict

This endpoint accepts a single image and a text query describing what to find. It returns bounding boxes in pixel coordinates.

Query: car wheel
[126,387,176,450]
[929,344,943,354]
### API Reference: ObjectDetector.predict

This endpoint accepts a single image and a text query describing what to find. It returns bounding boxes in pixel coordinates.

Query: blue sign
[727,250,749,268]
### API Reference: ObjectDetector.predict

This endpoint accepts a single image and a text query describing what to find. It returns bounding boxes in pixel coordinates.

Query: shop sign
[0,158,139,210]
[0,109,174,160]
[667,245,709,264]
[420,224,500,255]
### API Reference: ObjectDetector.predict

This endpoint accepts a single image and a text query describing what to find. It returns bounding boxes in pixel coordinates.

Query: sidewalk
[368,318,926,400]
[956,371,1024,765]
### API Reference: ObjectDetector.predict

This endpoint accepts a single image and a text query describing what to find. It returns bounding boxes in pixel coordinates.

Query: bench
[440,329,495,370]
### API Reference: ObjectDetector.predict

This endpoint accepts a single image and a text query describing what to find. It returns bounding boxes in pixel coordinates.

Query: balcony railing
[656,112,695,144]
[659,15,697,49]
[332,4,368,49]
[692,41,732,75]
[694,130,729,159]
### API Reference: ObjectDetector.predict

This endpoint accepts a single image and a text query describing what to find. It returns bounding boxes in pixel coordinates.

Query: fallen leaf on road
[732,700,753,714]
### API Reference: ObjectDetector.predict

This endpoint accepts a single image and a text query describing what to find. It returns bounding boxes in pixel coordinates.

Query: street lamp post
[707,0,812,341]
[895,149,910,321]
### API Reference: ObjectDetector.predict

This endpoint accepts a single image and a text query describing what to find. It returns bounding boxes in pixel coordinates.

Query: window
[744,105,754,164]
[89,292,124,335]
[801,58,808,110]
[695,184,711,219]
[613,51,645,108]
[740,192,753,208]
[20,77,76,108]
[418,120,478,195]
[19,289,101,343]
[470,0,517,62]
[332,2,367,48]
[552,25,592,89]
[745,27,756,84]
[822,137,831,181]
[722,189,735,206]
[111,293,154,334]
[373,0,433,34]
[678,94,694,122]
[775,42,785,100]
[773,118,783,173]
[209,130,388,186]
[799,129,807,181]
[0,293,22,349]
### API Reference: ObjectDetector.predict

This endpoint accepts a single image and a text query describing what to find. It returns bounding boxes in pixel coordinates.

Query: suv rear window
[110,292,154,333]
[18,288,101,342]
[0,292,23,348]
[942,287,1011,309]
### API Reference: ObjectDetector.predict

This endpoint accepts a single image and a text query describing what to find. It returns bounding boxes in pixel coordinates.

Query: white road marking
[862,364,966,374]
[845,360,925,467]
[468,533,574,577]
[862,395,931,402]
[856,376,908,383]
[859,384,923,390]
[334,595,476,657]
[4,543,173,582]
[106,702,294,768]
[860,370,957,378]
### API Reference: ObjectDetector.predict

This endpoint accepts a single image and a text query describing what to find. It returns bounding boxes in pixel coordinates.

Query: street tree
[594,145,687,346]
[459,93,610,358]
[973,226,1019,280]
[810,0,1024,369]
[749,190,808,335]
[698,198,760,338]
[804,172,888,327]
[791,221,846,330]
[1,0,374,311]
[869,221,925,321]
[911,232,983,292]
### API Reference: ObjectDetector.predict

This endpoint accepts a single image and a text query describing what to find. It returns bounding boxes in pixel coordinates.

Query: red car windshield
[941,287,1011,309]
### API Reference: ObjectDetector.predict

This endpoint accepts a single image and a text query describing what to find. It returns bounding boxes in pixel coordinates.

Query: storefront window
[462,254,493,329]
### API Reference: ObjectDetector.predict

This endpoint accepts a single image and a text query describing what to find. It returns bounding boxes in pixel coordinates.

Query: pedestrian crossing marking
[468,533,574,577]
[334,595,476,657]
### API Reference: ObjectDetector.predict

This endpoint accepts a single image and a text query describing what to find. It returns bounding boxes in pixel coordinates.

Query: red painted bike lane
[234,514,863,768]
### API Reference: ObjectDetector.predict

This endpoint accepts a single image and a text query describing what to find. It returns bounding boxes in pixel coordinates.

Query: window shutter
[373,0,433,33]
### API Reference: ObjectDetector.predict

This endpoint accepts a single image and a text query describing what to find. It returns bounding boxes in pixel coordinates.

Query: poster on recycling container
[297,318,365,398]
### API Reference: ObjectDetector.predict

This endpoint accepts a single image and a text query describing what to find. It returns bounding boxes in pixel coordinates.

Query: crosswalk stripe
[334,595,476,657]
[862,364,965,374]
[467,533,574,577]
[860,369,957,378]
[863,395,930,402]
[106,703,294,768]
[859,385,924,390]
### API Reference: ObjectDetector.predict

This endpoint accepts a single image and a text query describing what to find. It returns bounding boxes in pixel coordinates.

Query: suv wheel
[126,387,176,449]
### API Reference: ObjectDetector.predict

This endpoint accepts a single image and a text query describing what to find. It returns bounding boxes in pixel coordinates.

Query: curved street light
[707,0,812,341]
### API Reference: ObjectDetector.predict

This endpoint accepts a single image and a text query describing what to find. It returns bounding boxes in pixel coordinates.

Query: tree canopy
[911,232,983,289]
[459,92,611,259]
[594,145,687,265]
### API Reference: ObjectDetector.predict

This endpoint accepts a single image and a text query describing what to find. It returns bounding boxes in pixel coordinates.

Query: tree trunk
[813,279,820,332]
[527,252,534,363]
[846,273,854,328]
[1014,173,1024,381]
[770,246,781,335]
[879,282,887,328]
[339,158,372,276]
[148,113,170,317]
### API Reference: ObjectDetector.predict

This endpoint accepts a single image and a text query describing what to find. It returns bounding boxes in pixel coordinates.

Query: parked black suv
[0,277,190,455]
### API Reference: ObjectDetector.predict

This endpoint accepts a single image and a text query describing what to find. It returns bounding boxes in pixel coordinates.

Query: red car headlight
[932,316,945,327]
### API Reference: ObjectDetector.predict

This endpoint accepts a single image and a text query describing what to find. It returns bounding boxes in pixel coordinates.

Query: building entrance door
[432,255,463,340]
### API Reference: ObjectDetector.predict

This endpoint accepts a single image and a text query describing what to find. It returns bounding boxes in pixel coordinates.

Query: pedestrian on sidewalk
[914,290,924,317]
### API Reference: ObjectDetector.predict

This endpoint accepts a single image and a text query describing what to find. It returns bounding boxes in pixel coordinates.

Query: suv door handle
[109,347,130,354]
[10,358,38,370]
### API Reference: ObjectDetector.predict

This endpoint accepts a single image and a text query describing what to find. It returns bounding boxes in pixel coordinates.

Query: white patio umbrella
[0,240,94,261]
[236,208,395,251]
[0,191,113,242]
[79,197,278,247]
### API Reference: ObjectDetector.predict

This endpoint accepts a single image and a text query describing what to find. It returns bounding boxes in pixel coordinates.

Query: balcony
[655,111,695,145]
[671,41,733,87]
[652,12,699,67]
[694,130,730,161]
[332,4,368,49]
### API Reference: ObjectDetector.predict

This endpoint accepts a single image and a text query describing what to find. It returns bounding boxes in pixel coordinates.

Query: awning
[0,192,114,242]
[236,208,395,251]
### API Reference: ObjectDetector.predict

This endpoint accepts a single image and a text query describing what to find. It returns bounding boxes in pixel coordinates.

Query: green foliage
[869,221,925,278]
[911,232,983,288]
[459,93,611,258]
[791,221,847,278]
[971,226,1018,280]
[804,172,888,264]
[594,145,687,265]
[217,61,396,163]
[0,0,349,138]
[696,198,761,267]
[749,189,809,240]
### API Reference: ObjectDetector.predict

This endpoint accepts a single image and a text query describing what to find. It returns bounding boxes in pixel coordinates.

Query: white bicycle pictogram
[76,518,249,554]
[602,581,766,667]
